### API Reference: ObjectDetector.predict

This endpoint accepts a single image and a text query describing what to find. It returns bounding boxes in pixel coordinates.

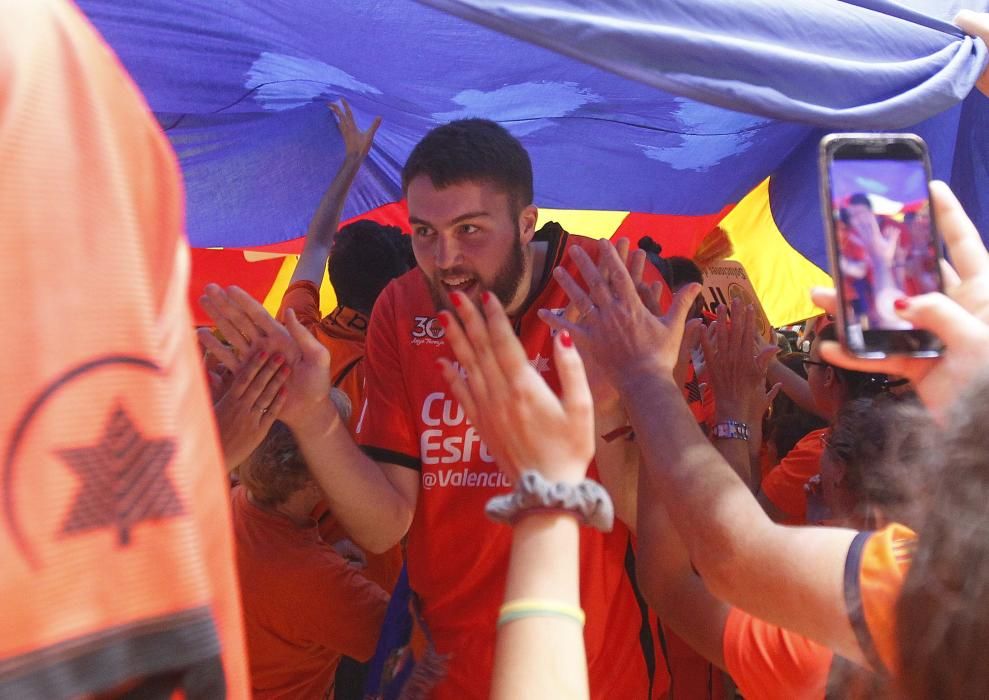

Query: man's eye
[460,224,479,234]
[415,226,434,237]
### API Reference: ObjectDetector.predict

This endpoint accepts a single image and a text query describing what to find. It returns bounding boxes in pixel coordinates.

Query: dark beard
[425,230,527,314]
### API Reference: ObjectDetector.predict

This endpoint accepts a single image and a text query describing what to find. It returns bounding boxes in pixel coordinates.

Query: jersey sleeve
[843,524,915,675]
[760,430,825,523]
[276,280,323,331]
[722,607,832,700]
[355,285,422,470]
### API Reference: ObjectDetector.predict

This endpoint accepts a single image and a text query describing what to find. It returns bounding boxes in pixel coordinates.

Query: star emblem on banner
[528,353,551,374]
[56,404,183,547]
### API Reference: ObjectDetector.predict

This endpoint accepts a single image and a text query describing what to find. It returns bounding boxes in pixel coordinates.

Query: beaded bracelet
[497,598,586,627]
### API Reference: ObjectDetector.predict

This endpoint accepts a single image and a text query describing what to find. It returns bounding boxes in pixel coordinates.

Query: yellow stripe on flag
[538,208,629,240]
[720,178,832,327]
[260,254,340,318]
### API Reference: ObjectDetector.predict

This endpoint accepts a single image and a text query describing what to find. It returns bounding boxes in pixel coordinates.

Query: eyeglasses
[802,359,830,370]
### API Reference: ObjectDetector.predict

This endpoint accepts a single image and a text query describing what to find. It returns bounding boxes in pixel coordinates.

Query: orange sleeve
[843,524,915,675]
[760,429,825,524]
[277,280,323,331]
[285,552,389,662]
[722,607,831,700]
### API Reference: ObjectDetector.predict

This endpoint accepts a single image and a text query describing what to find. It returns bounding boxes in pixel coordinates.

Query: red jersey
[357,226,670,699]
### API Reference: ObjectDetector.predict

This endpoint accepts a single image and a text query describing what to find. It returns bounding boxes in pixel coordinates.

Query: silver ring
[260,407,269,414]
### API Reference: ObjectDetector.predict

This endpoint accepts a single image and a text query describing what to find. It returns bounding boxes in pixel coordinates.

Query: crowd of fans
[7,2,989,699]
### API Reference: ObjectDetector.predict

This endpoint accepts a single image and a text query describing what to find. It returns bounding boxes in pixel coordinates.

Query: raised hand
[538,238,701,392]
[813,181,989,419]
[212,350,289,471]
[437,291,594,484]
[329,98,380,163]
[278,308,337,432]
[955,10,989,97]
[699,299,777,419]
[198,284,302,373]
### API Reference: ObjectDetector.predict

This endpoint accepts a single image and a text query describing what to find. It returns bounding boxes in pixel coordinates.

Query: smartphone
[819,133,944,357]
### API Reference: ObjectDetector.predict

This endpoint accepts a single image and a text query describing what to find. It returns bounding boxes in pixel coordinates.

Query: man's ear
[519,204,538,244]
[823,365,838,389]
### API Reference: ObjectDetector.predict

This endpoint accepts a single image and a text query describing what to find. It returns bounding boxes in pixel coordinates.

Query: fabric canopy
[77,0,989,327]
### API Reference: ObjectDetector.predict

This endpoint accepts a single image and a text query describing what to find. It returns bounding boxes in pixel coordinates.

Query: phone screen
[825,138,943,356]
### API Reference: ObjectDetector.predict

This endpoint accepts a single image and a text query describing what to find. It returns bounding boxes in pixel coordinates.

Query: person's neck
[246,488,315,528]
[505,240,548,317]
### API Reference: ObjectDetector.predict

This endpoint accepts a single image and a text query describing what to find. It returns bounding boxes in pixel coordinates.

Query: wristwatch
[711,419,750,441]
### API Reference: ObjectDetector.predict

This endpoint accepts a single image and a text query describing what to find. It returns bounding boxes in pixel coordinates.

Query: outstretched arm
[540,240,866,667]
[439,291,593,700]
[290,99,381,286]
[200,285,418,553]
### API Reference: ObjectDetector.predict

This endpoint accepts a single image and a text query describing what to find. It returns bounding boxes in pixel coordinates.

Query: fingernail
[273,353,285,364]
[279,388,287,398]
[280,366,291,377]
[481,291,491,304]
[258,351,268,360]
[451,293,462,308]
[438,313,450,328]
[893,297,909,311]
[560,330,574,348]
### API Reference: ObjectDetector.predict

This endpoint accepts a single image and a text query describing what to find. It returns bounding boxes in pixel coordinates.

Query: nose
[434,232,462,270]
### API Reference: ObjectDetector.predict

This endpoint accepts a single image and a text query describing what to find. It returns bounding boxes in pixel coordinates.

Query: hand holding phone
[811,181,989,420]
[820,133,945,357]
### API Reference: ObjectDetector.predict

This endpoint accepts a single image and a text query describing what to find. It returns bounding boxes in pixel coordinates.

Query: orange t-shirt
[232,487,388,699]
[843,523,916,675]
[0,1,246,695]
[760,428,827,525]
[723,607,833,700]
[357,226,671,699]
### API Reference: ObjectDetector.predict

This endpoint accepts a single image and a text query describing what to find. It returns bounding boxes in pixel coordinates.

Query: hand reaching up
[437,291,594,485]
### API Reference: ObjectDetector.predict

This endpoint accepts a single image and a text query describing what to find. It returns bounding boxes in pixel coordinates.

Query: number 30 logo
[412,316,445,340]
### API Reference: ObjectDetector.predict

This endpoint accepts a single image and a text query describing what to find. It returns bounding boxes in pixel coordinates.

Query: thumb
[285,308,330,366]
[665,282,702,331]
[766,382,783,404]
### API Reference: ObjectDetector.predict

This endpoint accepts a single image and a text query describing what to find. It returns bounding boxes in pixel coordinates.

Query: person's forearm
[710,401,753,488]
[593,401,638,532]
[291,154,363,285]
[620,371,774,596]
[492,513,588,700]
[636,466,729,670]
[288,400,414,553]
[767,358,825,419]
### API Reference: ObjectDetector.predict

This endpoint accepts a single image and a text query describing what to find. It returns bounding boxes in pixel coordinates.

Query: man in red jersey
[201,119,669,699]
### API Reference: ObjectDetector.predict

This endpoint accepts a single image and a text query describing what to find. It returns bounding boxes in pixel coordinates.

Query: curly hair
[329,219,415,315]
[896,371,989,699]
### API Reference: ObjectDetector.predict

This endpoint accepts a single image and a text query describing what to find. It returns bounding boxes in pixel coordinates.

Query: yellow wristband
[497,598,586,627]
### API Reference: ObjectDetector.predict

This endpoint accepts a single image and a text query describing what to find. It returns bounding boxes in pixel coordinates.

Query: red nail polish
[451,293,462,308]
[258,351,268,360]
[560,330,573,348]
[273,353,284,364]
[894,297,909,311]
[482,291,491,304]
[438,313,450,328]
